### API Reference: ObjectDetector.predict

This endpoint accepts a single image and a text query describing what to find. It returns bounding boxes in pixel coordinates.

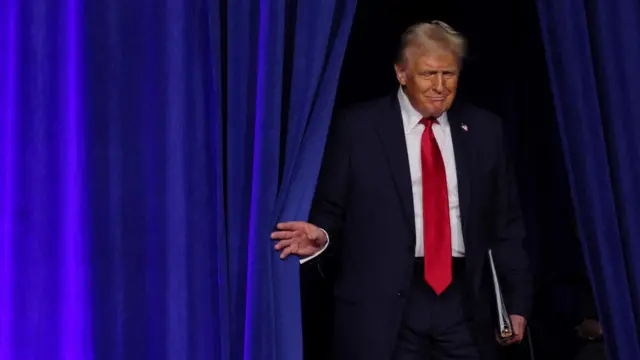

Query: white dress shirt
[397,88,465,258]
[300,88,464,264]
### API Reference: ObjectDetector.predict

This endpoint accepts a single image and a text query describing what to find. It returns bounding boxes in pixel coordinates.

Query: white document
[488,249,514,340]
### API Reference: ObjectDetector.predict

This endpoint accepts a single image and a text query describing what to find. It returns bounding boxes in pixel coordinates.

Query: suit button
[397,291,405,298]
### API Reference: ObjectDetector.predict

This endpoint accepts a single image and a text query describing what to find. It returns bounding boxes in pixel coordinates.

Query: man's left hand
[498,315,527,346]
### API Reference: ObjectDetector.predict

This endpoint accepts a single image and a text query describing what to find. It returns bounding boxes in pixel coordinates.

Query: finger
[274,240,292,251]
[276,221,305,231]
[271,231,294,240]
[510,319,525,334]
[496,333,510,345]
[497,331,523,346]
[513,333,524,343]
[280,244,297,259]
[502,336,522,346]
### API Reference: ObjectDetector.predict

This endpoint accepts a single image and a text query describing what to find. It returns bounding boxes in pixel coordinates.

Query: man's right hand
[271,221,328,259]
[575,319,603,340]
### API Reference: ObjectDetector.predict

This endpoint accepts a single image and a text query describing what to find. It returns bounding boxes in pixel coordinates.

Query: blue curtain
[0,0,356,359]
[536,1,640,359]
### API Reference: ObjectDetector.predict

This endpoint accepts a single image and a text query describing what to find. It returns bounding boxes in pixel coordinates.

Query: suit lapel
[373,95,416,236]
[446,102,471,241]
[373,96,472,240]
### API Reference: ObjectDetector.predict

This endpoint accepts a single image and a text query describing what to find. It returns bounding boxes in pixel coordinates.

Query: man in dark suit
[272,21,532,360]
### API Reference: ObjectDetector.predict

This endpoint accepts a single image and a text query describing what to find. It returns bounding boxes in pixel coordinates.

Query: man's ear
[394,64,407,86]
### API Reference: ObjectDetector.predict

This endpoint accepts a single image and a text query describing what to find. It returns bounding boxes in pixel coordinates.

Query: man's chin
[424,108,445,118]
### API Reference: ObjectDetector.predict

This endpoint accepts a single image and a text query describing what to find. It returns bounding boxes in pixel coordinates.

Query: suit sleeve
[308,111,350,247]
[491,120,533,319]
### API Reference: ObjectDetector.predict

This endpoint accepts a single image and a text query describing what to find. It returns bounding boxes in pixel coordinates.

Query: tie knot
[421,117,438,127]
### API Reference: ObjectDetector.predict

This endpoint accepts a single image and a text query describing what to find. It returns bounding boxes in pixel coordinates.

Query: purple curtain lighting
[537,0,640,358]
[0,0,92,359]
[0,0,17,356]
[0,0,356,359]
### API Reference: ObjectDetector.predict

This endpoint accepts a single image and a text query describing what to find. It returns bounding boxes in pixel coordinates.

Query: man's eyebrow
[418,68,458,72]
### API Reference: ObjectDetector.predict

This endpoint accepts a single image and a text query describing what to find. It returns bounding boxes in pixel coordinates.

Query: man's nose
[434,73,444,92]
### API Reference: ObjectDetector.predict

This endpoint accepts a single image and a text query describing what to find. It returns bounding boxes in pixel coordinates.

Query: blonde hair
[396,21,467,64]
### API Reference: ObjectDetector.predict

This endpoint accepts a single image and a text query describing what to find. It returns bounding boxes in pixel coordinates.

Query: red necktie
[420,117,452,295]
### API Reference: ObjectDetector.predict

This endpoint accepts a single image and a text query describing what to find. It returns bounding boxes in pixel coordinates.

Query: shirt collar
[397,87,449,133]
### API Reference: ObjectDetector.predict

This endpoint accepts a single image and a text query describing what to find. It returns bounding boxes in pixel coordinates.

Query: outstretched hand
[271,221,328,259]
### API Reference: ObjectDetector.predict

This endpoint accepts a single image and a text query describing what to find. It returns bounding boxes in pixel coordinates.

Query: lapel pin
[461,123,468,132]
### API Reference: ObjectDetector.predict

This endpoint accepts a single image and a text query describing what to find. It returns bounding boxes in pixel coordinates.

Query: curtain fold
[218,1,356,359]
[536,1,640,359]
[0,1,356,359]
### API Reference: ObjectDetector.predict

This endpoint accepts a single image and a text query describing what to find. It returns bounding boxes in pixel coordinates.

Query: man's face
[394,50,460,118]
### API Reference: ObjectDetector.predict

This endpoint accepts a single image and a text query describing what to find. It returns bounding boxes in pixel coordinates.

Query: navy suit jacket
[309,93,532,360]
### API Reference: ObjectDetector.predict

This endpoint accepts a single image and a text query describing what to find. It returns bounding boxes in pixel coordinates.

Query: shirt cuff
[299,229,330,264]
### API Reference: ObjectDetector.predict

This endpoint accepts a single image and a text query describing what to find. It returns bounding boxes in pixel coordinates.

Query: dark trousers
[575,341,606,360]
[393,258,481,360]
